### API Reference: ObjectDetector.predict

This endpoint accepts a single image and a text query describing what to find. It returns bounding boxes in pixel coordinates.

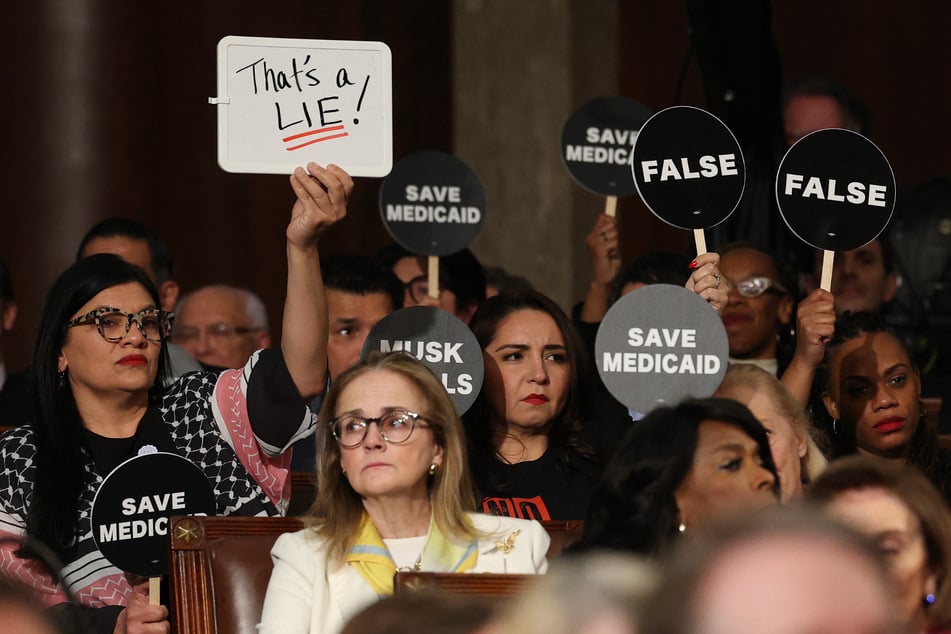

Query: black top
[477,447,599,521]
[470,404,631,521]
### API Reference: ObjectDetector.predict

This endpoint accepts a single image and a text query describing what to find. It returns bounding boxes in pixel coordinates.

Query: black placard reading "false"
[776,128,895,252]
[632,106,746,230]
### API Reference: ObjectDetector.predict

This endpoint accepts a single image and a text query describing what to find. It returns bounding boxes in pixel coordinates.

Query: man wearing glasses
[377,244,486,325]
[170,284,271,372]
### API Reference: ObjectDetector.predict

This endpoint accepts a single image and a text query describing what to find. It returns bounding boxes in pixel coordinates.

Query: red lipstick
[873,416,905,434]
[117,354,147,366]
[523,394,549,405]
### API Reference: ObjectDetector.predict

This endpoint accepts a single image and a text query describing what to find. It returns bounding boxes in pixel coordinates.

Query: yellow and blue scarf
[346,514,478,596]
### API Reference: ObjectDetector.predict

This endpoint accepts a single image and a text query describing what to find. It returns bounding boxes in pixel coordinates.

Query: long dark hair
[814,311,947,491]
[463,290,596,488]
[26,254,170,557]
[576,397,778,556]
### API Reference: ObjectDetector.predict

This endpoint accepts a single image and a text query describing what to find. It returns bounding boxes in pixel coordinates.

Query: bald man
[171,285,271,371]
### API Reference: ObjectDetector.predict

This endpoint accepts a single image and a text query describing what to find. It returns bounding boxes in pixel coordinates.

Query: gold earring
[428,463,438,476]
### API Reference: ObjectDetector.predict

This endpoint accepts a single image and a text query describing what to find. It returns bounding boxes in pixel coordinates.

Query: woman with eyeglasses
[258,351,548,634]
[717,242,797,376]
[0,163,351,634]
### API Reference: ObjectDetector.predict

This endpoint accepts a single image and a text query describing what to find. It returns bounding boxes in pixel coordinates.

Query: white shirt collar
[728,357,779,376]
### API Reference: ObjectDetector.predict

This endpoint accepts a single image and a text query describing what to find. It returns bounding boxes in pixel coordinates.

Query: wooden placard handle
[693,228,707,256]
[149,576,161,606]
[427,256,439,299]
[820,249,834,291]
[604,195,618,218]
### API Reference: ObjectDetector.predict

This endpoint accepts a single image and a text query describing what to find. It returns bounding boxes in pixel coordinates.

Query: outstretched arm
[780,288,836,407]
[579,213,621,324]
[283,162,353,399]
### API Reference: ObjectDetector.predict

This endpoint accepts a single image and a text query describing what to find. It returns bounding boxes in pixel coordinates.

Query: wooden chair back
[394,571,537,596]
[167,515,583,634]
[168,515,303,634]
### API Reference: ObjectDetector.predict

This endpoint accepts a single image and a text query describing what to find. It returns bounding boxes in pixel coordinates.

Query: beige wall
[453,0,619,310]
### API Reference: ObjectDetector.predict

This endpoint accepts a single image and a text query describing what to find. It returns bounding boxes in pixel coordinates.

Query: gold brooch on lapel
[485,529,521,554]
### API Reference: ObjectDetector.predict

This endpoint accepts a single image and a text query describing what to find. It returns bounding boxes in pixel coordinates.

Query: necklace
[397,553,422,572]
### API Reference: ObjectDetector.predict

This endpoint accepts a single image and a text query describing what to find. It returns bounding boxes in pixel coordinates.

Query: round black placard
[379,151,486,256]
[91,452,216,577]
[361,306,484,414]
[631,106,745,230]
[561,95,652,196]
[775,128,895,251]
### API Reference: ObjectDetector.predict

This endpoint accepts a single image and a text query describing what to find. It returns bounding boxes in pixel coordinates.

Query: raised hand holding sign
[631,106,746,256]
[775,128,896,290]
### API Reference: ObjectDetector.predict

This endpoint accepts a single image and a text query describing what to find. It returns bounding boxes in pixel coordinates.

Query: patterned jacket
[0,348,314,609]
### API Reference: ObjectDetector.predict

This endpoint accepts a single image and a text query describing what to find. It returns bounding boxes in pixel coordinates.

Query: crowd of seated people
[3,78,951,634]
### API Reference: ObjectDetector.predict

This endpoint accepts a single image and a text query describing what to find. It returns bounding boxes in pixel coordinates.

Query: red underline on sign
[282,125,346,142]
[286,132,350,151]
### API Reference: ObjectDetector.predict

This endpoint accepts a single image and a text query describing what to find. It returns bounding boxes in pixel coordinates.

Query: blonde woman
[715,363,827,501]
[258,352,549,634]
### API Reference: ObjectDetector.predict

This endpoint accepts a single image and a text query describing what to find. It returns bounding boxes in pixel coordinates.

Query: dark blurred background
[1,0,948,370]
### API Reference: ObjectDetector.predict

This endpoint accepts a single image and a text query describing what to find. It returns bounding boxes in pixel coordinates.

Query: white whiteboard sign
[213,36,393,177]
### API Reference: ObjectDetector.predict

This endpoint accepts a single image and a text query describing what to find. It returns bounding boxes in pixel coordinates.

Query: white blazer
[257,513,549,634]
